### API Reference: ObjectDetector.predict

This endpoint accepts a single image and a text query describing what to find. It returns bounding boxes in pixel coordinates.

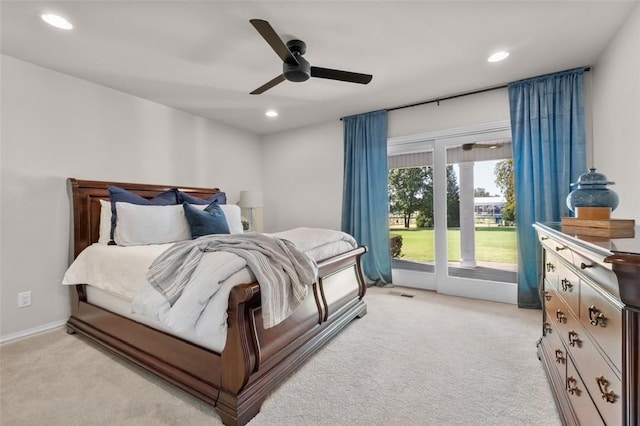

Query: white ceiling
[1,1,637,135]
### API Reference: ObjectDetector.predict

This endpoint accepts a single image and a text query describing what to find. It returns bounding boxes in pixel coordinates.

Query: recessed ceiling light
[41,13,73,30]
[488,51,509,63]
[265,110,278,118]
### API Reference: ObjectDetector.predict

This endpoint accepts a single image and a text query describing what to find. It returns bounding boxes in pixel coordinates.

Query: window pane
[388,165,435,274]
[446,150,517,283]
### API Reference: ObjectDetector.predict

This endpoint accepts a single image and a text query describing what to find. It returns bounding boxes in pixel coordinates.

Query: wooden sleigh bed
[65,178,368,425]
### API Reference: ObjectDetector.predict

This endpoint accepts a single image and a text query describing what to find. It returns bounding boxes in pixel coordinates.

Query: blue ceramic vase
[566,168,619,212]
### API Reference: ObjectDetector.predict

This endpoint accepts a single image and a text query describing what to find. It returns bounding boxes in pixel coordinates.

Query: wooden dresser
[533,222,639,425]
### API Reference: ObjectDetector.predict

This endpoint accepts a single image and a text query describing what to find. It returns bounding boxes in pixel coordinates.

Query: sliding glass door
[389,147,436,289]
[388,122,518,304]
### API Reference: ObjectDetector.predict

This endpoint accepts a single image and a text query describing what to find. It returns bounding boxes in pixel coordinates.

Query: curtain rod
[387,83,508,112]
[341,66,591,119]
[340,84,504,120]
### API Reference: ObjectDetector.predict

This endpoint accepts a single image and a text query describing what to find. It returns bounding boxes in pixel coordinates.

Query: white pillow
[114,203,191,246]
[193,203,244,234]
[220,204,244,234]
[98,199,112,244]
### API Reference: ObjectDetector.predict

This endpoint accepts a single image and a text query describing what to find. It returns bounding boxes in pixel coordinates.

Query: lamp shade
[238,190,263,208]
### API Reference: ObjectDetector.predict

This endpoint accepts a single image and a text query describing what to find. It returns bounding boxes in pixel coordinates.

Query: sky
[453,160,502,196]
[474,160,501,196]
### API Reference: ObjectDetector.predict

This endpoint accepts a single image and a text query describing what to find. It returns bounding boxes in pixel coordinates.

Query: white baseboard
[0,320,67,344]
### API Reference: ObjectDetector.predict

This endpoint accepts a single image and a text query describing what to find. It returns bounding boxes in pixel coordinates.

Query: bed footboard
[216,246,367,426]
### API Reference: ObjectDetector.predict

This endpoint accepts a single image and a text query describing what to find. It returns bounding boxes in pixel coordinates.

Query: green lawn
[390,227,517,264]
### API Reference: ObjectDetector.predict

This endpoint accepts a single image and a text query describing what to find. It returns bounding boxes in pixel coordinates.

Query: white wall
[262,89,511,233]
[592,4,640,223]
[0,55,263,340]
[388,88,511,138]
[262,121,344,232]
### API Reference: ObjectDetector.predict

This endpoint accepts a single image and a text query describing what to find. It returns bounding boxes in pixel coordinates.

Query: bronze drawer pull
[556,246,567,251]
[596,376,617,403]
[580,262,593,269]
[567,376,580,396]
[546,262,555,272]
[543,322,552,335]
[541,236,548,240]
[561,279,573,292]
[556,310,567,324]
[543,291,552,301]
[555,349,565,364]
[568,330,582,348]
[588,305,607,327]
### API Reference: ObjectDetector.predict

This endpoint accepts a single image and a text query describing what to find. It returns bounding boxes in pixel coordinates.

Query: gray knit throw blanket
[146,233,317,328]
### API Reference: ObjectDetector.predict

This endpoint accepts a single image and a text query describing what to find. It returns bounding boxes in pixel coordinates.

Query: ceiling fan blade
[250,74,286,95]
[462,142,504,151]
[310,67,373,84]
[250,19,299,66]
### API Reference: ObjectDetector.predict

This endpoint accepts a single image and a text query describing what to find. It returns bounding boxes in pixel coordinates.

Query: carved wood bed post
[222,284,261,393]
[215,284,261,425]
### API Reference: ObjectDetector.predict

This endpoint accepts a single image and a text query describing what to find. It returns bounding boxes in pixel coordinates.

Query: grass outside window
[390,227,517,264]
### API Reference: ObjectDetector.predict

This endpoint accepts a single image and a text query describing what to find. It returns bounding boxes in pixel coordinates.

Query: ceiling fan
[249,19,373,95]
[461,142,505,151]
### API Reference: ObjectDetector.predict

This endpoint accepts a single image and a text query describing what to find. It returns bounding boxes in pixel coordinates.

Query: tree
[474,187,491,197]
[388,167,432,228]
[495,159,516,224]
[446,165,460,227]
[419,166,434,226]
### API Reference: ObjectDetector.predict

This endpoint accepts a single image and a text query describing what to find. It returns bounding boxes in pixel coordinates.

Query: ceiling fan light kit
[249,19,373,94]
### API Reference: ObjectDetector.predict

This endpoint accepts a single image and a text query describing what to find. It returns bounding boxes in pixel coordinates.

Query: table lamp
[238,190,263,231]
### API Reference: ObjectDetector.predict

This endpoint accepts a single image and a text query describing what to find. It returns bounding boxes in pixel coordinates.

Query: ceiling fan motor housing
[283,39,310,82]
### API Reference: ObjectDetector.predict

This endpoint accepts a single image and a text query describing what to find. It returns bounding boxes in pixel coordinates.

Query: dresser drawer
[588,371,621,425]
[555,261,580,317]
[563,327,622,425]
[541,320,567,382]
[541,236,574,265]
[544,287,579,348]
[572,251,619,298]
[566,356,605,426]
[579,282,622,372]
[543,249,561,290]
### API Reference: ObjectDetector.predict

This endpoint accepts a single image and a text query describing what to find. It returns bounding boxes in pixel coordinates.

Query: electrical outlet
[18,291,31,308]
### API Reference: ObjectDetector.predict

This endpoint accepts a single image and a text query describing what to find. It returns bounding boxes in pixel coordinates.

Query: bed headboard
[69,178,222,258]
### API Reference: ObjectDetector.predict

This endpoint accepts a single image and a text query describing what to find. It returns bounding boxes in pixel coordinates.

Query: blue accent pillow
[183,201,230,238]
[108,186,178,242]
[177,190,227,205]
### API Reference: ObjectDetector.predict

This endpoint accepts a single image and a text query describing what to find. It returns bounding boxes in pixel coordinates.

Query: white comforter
[62,228,357,339]
[62,243,171,300]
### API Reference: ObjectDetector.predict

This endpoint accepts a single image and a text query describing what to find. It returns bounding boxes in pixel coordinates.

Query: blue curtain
[342,110,392,285]
[508,68,586,308]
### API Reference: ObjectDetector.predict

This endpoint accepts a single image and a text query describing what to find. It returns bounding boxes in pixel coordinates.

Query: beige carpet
[1,287,561,425]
